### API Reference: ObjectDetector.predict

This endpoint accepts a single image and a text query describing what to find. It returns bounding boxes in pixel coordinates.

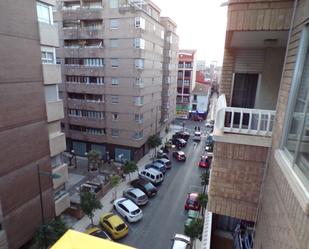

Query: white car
[171,234,191,249]
[193,131,201,142]
[113,198,143,223]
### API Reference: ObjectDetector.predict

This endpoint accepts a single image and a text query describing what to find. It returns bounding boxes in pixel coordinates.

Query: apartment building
[0,0,68,248]
[176,50,196,119]
[206,0,309,248]
[160,17,179,125]
[55,0,178,161]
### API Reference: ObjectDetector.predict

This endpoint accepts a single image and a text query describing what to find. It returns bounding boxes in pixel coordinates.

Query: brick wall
[253,0,309,248]
[208,142,268,221]
[219,49,234,104]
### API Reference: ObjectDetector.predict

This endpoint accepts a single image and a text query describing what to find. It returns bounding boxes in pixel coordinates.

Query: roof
[196,71,211,84]
[192,82,210,96]
[128,188,146,197]
[51,230,136,249]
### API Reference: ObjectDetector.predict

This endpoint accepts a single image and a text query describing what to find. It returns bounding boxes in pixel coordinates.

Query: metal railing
[215,95,276,136]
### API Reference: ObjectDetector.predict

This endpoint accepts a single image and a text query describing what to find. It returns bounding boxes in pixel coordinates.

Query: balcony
[65,83,105,94]
[52,163,69,190]
[42,64,61,85]
[39,22,59,47]
[55,192,70,216]
[214,94,275,147]
[64,65,104,76]
[49,132,66,157]
[62,7,103,21]
[62,46,104,58]
[66,99,105,111]
[63,28,103,39]
[68,130,106,143]
[46,100,64,123]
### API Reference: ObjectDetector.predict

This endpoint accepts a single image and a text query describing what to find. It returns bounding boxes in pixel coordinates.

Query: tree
[184,218,204,249]
[123,161,138,181]
[80,191,102,226]
[147,135,162,157]
[110,175,121,201]
[87,150,101,171]
[200,170,210,193]
[198,193,208,216]
[35,218,67,248]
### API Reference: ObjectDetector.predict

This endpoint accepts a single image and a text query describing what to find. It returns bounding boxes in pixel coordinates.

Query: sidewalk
[71,128,176,231]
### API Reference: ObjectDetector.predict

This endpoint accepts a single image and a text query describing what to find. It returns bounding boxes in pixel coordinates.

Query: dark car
[192,115,203,122]
[172,151,186,161]
[172,138,187,148]
[157,149,169,160]
[173,131,190,141]
[205,134,214,146]
[145,162,167,174]
[130,178,157,197]
[153,158,172,170]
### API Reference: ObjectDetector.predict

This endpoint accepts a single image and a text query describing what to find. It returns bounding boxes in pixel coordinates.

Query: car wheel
[125,216,129,222]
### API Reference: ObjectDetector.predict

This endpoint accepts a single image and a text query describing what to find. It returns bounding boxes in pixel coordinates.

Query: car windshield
[115,223,126,231]
[144,182,154,190]
[187,199,196,205]
[93,230,108,239]
[131,208,141,215]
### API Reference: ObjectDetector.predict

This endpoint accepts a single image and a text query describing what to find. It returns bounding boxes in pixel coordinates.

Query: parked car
[153,158,172,170]
[99,213,128,240]
[205,121,214,128]
[184,210,200,228]
[184,192,201,211]
[193,131,202,142]
[157,149,169,160]
[205,144,213,153]
[165,139,176,148]
[205,134,214,146]
[130,178,157,197]
[172,138,187,148]
[123,187,149,206]
[198,155,211,168]
[145,162,167,174]
[171,234,191,249]
[172,151,186,162]
[113,198,143,223]
[85,226,111,240]
[139,168,164,185]
[173,131,190,141]
[192,115,203,121]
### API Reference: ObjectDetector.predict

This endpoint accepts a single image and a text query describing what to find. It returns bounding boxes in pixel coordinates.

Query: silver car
[123,187,149,206]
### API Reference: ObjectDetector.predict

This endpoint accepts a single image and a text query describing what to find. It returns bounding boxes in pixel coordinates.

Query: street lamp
[85,152,89,171]
[37,164,61,249]
[71,150,77,168]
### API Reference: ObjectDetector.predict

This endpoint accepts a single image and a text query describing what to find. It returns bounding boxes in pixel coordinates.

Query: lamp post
[36,164,61,249]
[71,150,77,168]
[85,152,89,171]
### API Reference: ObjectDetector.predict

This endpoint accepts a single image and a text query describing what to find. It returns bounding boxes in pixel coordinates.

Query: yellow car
[85,226,111,240]
[99,213,128,240]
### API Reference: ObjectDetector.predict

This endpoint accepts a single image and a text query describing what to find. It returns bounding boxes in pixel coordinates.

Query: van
[138,168,164,186]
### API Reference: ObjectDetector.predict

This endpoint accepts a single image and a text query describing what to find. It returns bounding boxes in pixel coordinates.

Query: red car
[198,155,211,168]
[192,115,203,121]
[172,151,186,161]
[184,193,201,211]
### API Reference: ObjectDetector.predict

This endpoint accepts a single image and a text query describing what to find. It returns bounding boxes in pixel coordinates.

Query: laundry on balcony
[233,222,254,249]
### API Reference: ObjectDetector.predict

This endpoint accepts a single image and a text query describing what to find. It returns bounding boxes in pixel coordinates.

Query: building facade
[176,50,196,119]
[55,0,178,161]
[190,82,211,120]
[0,0,68,248]
[207,0,309,248]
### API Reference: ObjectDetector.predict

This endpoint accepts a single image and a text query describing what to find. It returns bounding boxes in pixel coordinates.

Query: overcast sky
[153,0,228,65]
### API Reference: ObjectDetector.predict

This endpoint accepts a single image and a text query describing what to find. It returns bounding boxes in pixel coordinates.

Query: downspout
[253,0,299,243]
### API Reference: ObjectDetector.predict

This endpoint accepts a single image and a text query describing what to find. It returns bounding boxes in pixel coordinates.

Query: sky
[152,0,228,65]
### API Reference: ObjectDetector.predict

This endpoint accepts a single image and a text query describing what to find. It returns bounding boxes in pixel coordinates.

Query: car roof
[177,151,185,155]
[157,158,169,162]
[128,188,146,197]
[102,213,124,227]
[188,192,199,200]
[116,198,139,211]
[152,162,164,167]
[143,168,162,175]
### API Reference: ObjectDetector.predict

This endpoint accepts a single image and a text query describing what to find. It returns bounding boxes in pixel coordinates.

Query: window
[51,155,63,168]
[135,114,144,123]
[111,95,119,104]
[135,77,143,87]
[133,131,143,140]
[135,17,145,29]
[37,2,53,24]
[112,113,119,121]
[135,59,144,69]
[110,39,119,48]
[112,129,119,137]
[110,18,119,29]
[111,58,119,68]
[283,26,309,186]
[134,38,145,49]
[45,85,59,102]
[109,0,118,8]
[84,58,104,67]
[68,109,104,119]
[112,77,119,85]
[134,96,144,106]
[41,49,55,64]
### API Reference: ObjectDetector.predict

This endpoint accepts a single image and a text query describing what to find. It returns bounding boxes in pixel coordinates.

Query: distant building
[176,50,196,119]
[189,82,211,120]
[196,60,206,71]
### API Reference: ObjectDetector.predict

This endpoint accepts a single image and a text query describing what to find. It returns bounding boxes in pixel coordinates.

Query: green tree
[80,191,102,226]
[110,175,121,200]
[35,218,67,248]
[87,150,101,171]
[198,193,208,216]
[200,170,210,193]
[184,218,204,249]
[147,135,162,157]
[123,161,138,181]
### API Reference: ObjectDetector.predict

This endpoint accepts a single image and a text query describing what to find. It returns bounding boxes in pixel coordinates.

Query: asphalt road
[119,124,207,249]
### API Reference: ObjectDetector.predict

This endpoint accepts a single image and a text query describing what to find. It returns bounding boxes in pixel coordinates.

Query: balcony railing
[215,95,276,137]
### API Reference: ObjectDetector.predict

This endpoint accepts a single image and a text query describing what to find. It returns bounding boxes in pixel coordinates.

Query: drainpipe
[253,0,299,242]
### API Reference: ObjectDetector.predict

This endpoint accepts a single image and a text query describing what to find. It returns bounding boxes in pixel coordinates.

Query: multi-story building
[55,0,178,161]
[205,0,309,248]
[176,49,196,119]
[160,17,179,125]
[0,0,68,248]
[190,82,211,120]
